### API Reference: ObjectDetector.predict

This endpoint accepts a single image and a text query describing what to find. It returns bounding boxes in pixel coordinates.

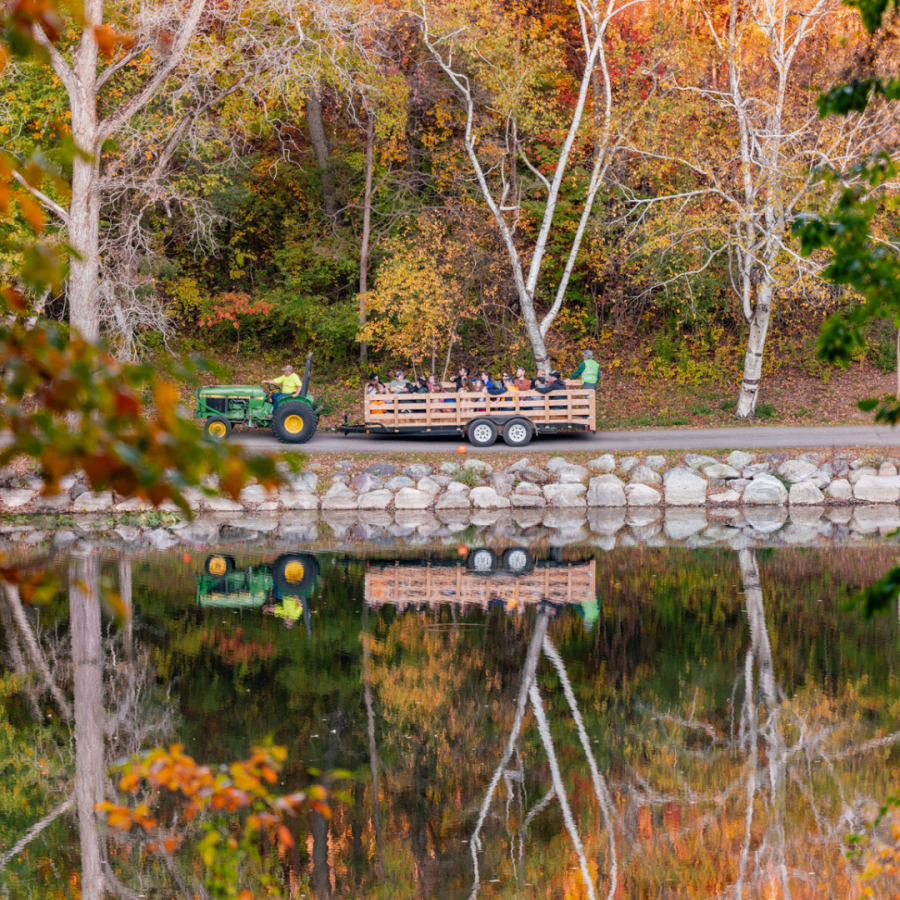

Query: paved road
[232,423,900,454]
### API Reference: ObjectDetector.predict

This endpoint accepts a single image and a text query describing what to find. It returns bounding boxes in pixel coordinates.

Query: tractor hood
[198,385,268,399]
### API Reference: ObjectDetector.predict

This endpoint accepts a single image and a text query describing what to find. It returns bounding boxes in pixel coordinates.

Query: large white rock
[588,454,616,473]
[708,490,741,505]
[510,493,546,508]
[726,450,755,470]
[644,455,667,472]
[625,484,661,506]
[544,483,587,501]
[685,454,718,470]
[446,481,470,495]
[742,474,788,505]
[619,456,640,474]
[403,464,433,479]
[504,457,530,473]
[394,488,433,510]
[0,489,36,509]
[824,479,853,502]
[351,473,383,494]
[72,491,113,512]
[358,490,393,510]
[777,460,819,483]
[417,476,442,496]
[385,476,415,491]
[548,490,587,508]
[469,486,511,509]
[546,457,569,474]
[849,467,877,486]
[114,496,153,512]
[281,491,319,510]
[557,464,589,483]
[703,463,741,480]
[789,481,825,505]
[853,474,900,503]
[629,465,662,487]
[515,482,543,497]
[663,468,708,506]
[587,475,627,507]
[286,471,318,492]
[489,473,515,496]
[34,492,71,511]
[435,491,471,509]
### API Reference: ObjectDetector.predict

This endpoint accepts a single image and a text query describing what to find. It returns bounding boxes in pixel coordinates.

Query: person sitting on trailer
[428,374,453,405]
[470,378,487,411]
[534,370,566,392]
[514,367,532,390]
[452,366,470,392]
[388,369,412,393]
[491,375,518,411]
[263,364,302,409]
[366,373,386,415]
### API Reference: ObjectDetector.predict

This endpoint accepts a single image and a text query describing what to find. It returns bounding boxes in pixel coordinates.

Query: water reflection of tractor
[197,553,321,631]
[365,548,598,625]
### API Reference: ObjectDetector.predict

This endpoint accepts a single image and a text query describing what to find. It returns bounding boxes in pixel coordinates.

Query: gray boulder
[726,450,755,470]
[547,457,569,474]
[702,463,741,480]
[743,462,771,478]
[505,458,531,473]
[510,493,546,508]
[351,473,383,494]
[446,481,470,495]
[385,476,415,491]
[281,492,319,510]
[849,467,878,486]
[548,489,587,508]
[544,483,587,501]
[203,496,244,512]
[469,487,510,509]
[708,490,741,505]
[403,464,433,479]
[416,477,442,496]
[644,455,668,472]
[588,454,616,473]
[358,490,393,510]
[364,462,399,477]
[394,488,433,510]
[489,473,515,496]
[685,454,718,470]
[629,465,661,487]
[789,481,825,505]
[619,456,640,474]
[625,484,661,506]
[663,468,708,506]
[435,492,471,510]
[518,466,551,485]
[72,491,113,512]
[587,475,627,507]
[463,459,494,476]
[515,482,543,497]
[853,475,900,503]
[742,474,788,505]
[557,464,589,483]
[825,479,852,502]
[239,484,271,503]
[0,489,35,509]
[777,460,819,483]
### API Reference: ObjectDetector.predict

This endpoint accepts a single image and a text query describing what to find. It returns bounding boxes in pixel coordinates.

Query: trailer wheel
[273,402,318,444]
[468,418,498,447]
[204,416,232,440]
[467,548,498,572]
[502,547,533,574]
[502,418,533,447]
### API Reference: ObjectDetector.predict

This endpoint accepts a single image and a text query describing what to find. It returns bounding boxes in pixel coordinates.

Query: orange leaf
[277,825,295,848]
[16,193,45,233]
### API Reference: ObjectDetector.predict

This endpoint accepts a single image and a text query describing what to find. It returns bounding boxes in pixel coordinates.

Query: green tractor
[195,353,318,444]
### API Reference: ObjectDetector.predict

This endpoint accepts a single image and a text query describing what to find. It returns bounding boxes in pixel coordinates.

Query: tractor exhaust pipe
[300,352,313,397]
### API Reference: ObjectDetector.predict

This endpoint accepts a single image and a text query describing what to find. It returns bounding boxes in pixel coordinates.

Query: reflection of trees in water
[0,555,174,898]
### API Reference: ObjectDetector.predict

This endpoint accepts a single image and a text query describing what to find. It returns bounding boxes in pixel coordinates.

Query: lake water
[2,531,900,899]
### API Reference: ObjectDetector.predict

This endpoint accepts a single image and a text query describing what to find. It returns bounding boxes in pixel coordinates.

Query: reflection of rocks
[664,509,708,540]
[742,505,788,534]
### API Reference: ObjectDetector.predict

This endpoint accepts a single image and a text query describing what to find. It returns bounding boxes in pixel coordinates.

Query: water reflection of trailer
[365,549,596,615]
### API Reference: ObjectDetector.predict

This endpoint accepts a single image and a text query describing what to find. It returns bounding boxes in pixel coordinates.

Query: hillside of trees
[1,0,898,423]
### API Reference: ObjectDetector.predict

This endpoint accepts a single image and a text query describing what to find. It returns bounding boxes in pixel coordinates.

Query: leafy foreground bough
[98,743,348,900]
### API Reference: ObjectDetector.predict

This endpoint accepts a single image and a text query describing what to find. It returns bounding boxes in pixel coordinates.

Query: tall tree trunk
[67,17,101,340]
[306,85,339,220]
[735,280,774,419]
[70,551,106,900]
[358,111,375,364]
[118,558,133,662]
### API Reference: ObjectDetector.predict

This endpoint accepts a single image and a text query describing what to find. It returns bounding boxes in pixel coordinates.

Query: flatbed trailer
[341,380,595,447]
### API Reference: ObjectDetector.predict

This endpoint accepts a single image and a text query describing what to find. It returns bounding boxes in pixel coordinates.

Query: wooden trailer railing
[365,560,596,611]
[363,380,595,430]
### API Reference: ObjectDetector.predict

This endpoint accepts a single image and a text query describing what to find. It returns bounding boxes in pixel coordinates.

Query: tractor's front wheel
[204,416,232,441]
[272,402,318,444]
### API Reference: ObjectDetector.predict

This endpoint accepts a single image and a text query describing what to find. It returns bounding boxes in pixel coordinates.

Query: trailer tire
[467,418,498,447]
[204,416,232,441]
[273,553,319,596]
[502,418,533,447]
[502,547,534,574]
[466,548,498,573]
[273,402,318,444]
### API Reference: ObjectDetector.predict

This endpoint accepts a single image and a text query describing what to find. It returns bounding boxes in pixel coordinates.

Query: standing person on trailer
[263,365,302,409]
[452,366,470,392]
[571,349,600,390]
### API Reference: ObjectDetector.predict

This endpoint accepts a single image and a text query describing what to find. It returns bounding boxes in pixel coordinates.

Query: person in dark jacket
[534,371,566,393]
[452,366,470,392]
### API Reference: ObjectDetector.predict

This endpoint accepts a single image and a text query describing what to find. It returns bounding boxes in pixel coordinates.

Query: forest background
[1,0,899,430]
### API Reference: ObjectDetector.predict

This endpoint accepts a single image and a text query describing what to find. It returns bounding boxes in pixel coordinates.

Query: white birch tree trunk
[735,280,775,418]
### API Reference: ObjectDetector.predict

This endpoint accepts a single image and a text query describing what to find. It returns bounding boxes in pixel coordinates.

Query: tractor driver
[263,365,302,409]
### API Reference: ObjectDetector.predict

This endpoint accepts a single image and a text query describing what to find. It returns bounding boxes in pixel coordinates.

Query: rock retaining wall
[2,450,899,515]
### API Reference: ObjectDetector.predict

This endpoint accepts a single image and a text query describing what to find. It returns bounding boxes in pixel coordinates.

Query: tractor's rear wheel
[272,401,318,444]
[273,553,320,596]
[204,416,232,441]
